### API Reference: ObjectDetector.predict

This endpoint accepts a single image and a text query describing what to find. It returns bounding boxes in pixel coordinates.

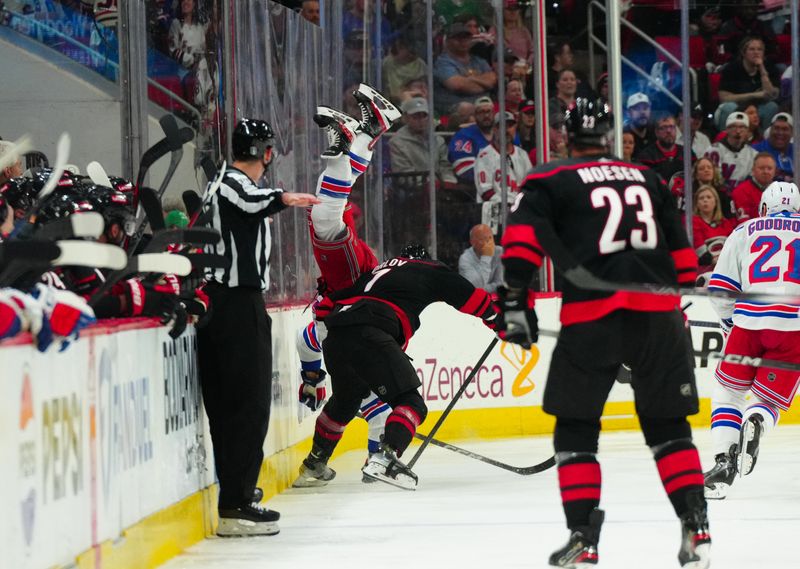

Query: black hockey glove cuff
[496,286,538,349]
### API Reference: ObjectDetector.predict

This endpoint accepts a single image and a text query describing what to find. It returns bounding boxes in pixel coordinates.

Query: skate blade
[703,483,729,500]
[680,543,711,569]
[217,518,280,537]
[292,476,331,488]
[738,422,758,477]
[362,469,417,491]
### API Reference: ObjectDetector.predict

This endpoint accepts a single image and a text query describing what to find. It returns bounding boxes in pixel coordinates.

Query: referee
[197,118,319,537]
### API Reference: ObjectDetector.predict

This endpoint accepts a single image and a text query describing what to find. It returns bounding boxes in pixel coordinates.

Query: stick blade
[181,252,230,270]
[0,240,60,265]
[86,161,112,187]
[138,187,165,232]
[134,253,192,276]
[53,241,127,270]
[182,190,202,217]
[37,132,71,200]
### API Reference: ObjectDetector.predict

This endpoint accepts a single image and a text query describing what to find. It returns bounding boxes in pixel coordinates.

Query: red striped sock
[558,455,601,530]
[654,440,705,518]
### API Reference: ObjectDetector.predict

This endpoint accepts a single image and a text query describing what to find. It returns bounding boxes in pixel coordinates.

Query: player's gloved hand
[122,278,179,318]
[299,369,328,411]
[313,295,335,321]
[495,286,538,349]
[2,287,53,352]
[31,284,96,352]
[166,302,189,339]
[719,317,733,339]
[183,286,212,328]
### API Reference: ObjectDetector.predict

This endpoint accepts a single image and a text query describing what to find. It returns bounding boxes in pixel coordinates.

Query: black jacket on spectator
[718,59,781,97]
[637,143,695,183]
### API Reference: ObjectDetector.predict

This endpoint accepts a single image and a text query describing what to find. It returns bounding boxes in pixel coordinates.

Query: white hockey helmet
[759,181,800,216]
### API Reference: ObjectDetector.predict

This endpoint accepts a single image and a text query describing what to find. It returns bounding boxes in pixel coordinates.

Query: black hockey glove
[496,286,538,349]
[121,279,179,318]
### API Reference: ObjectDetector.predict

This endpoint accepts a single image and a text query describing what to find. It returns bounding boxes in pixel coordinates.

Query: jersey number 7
[591,185,657,254]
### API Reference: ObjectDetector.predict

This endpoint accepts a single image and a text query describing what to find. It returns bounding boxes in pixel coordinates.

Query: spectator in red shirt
[731,151,777,222]
[693,185,736,275]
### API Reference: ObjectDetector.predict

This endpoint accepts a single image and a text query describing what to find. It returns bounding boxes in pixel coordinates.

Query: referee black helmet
[232,118,275,161]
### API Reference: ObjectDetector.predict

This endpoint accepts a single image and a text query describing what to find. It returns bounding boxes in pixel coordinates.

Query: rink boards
[1,296,797,569]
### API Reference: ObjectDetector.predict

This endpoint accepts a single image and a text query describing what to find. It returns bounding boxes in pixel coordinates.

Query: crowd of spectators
[8,0,795,283]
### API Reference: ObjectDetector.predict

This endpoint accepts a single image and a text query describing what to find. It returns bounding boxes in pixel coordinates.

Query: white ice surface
[160,426,800,569]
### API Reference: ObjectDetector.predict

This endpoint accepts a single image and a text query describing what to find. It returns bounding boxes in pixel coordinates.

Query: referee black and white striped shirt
[204,167,286,290]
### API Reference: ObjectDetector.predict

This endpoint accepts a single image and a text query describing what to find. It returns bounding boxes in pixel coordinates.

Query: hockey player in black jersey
[496,98,711,568]
[300,243,497,490]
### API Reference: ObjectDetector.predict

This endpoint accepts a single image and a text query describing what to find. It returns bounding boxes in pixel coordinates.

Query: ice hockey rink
[161,427,800,569]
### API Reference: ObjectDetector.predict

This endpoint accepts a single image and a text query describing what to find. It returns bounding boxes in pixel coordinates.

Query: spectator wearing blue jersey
[752,113,794,182]
[447,96,494,187]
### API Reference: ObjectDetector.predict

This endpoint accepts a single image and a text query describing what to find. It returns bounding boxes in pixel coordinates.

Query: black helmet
[232,118,275,161]
[0,177,38,213]
[564,97,613,147]
[28,167,77,193]
[34,188,84,227]
[85,185,136,236]
[399,243,431,260]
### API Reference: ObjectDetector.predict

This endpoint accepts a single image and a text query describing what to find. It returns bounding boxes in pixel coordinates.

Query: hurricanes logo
[499,342,541,397]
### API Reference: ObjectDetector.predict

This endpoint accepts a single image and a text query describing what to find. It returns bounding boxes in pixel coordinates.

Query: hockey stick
[127,187,167,254]
[536,328,800,372]
[407,337,499,470]
[86,161,112,187]
[412,433,555,475]
[0,134,34,171]
[188,161,226,227]
[88,253,193,306]
[182,190,202,218]
[179,252,230,270]
[562,265,800,306]
[0,241,60,267]
[156,116,193,199]
[34,211,105,240]
[35,133,70,202]
[0,241,127,288]
[143,227,220,254]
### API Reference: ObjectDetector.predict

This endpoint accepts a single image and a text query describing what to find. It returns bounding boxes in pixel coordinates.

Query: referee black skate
[197,118,319,536]
[497,98,711,568]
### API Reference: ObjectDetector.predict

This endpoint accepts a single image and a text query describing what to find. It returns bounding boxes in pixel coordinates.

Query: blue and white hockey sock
[360,394,390,454]
[710,380,746,455]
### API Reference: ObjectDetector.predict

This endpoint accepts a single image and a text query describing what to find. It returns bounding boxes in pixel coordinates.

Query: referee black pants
[197,284,272,510]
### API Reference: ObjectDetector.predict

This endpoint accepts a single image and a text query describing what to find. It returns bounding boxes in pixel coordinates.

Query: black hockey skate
[362,445,418,490]
[313,106,359,159]
[292,454,336,488]
[351,83,401,146]
[703,444,737,500]
[548,508,604,568]
[217,502,280,537]
[678,492,711,569]
[737,414,764,477]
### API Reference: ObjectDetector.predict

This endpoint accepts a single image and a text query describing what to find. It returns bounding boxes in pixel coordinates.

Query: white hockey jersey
[704,142,757,193]
[708,212,800,330]
[474,144,532,203]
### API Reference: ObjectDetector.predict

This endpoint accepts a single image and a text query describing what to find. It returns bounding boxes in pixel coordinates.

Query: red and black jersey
[326,257,496,349]
[501,154,697,326]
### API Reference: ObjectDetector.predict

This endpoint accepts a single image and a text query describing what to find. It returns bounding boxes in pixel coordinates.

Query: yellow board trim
[66,398,800,568]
